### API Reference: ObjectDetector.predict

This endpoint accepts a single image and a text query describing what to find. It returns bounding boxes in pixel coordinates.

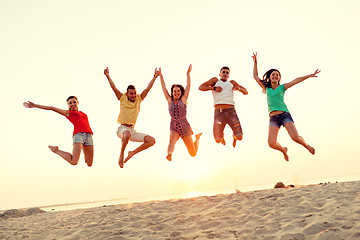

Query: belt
[215,107,235,112]
[121,124,134,128]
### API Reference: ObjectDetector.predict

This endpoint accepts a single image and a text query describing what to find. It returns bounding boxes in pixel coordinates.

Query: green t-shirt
[266,84,289,113]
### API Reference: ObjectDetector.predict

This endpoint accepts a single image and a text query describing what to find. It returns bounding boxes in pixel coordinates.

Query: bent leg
[268,127,289,161]
[124,135,156,163]
[167,131,180,161]
[48,143,82,165]
[182,132,202,157]
[83,145,94,167]
[284,122,315,155]
[119,130,131,168]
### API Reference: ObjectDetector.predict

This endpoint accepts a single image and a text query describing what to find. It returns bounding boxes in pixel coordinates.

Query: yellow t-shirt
[117,94,142,125]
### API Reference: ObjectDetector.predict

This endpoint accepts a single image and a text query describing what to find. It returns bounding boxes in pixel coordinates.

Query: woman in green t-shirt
[252,52,320,161]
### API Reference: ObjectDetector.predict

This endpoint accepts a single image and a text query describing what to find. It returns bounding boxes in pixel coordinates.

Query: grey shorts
[73,132,93,145]
[269,112,294,128]
[213,107,243,140]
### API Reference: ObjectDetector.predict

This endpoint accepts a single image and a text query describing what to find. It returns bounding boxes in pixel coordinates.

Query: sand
[1,180,360,240]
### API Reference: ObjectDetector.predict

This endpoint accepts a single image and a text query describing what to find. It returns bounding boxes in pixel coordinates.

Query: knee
[85,158,93,167]
[189,152,196,157]
[146,136,156,146]
[122,131,131,140]
[70,157,80,165]
[268,140,276,148]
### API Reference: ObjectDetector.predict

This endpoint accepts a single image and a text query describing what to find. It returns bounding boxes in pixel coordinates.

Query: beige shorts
[116,125,147,142]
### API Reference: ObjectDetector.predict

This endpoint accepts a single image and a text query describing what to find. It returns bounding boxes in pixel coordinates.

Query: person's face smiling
[172,86,182,100]
[127,89,137,102]
[270,71,281,84]
[67,98,79,111]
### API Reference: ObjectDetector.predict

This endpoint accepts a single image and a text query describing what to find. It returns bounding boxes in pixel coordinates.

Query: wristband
[213,86,217,91]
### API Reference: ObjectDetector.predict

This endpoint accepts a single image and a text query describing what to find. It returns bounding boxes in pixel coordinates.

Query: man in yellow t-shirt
[104,67,159,168]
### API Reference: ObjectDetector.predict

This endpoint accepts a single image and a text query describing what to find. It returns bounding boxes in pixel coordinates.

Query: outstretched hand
[310,69,321,78]
[251,52,258,63]
[23,101,35,108]
[104,67,110,76]
[187,64,192,74]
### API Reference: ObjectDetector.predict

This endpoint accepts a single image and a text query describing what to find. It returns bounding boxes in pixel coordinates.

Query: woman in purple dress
[159,64,202,161]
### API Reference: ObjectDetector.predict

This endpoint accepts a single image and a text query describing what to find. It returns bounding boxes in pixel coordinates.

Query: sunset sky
[1,0,360,210]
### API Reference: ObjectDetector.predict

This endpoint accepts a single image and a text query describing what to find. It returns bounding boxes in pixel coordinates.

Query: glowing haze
[1,0,360,210]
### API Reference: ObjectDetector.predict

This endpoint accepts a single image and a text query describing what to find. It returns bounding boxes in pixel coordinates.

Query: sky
[1,0,360,210]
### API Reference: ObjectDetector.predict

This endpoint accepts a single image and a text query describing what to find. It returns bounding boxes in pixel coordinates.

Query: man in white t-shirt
[199,66,248,147]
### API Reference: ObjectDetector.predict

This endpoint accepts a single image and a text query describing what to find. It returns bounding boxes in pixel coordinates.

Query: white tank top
[212,80,235,106]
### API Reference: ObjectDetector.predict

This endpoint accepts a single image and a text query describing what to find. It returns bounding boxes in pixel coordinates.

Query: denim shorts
[73,132,93,145]
[213,107,243,140]
[269,112,294,128]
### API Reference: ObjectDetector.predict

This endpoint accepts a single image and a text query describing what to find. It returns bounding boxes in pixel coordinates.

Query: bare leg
[268,127,289,161]
[119,131,131,168]
[167,131,180,161]
[48,143,82,165]
[284,122,315,155]
[83,145,94,167]
[124,135,156,164]
[183,132,202,157]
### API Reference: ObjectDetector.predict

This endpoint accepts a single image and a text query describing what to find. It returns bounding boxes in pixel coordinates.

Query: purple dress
[169,99,193,138]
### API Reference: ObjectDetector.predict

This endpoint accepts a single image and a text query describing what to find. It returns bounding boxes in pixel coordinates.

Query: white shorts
[116,125,147,142]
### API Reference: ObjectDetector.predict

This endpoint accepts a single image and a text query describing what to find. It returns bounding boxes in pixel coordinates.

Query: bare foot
[195,133,202,140]
[283,147,289,161]
[124,151,135,164]
[119,154,124,168]
[166,154,172,161]
[48,145,59,153]
[232,135,237,148]
[220,138,226,145]
[306,144,315,155]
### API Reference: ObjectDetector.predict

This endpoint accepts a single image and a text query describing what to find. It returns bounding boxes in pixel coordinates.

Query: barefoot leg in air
[119,131,131,168]
[183,132,202,157]
[167,131,180,161]
[83,145,94,167]
[124,135,156,164]
[48,143,82,165]
[284,122,315,155]
[268,127,289,161]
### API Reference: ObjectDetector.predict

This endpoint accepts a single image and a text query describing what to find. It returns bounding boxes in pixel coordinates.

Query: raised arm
[230,80,248,95]
[199,77,220,92]
[104,67,123,100]
[251,52,265,91]
[159,68,171,103]
[182,64,192,101]
[141,68,160,100]
[284,69,321,90]
[23,101,69,117]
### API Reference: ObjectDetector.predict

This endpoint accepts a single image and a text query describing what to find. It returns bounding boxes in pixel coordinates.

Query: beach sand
[1,180,359,240]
